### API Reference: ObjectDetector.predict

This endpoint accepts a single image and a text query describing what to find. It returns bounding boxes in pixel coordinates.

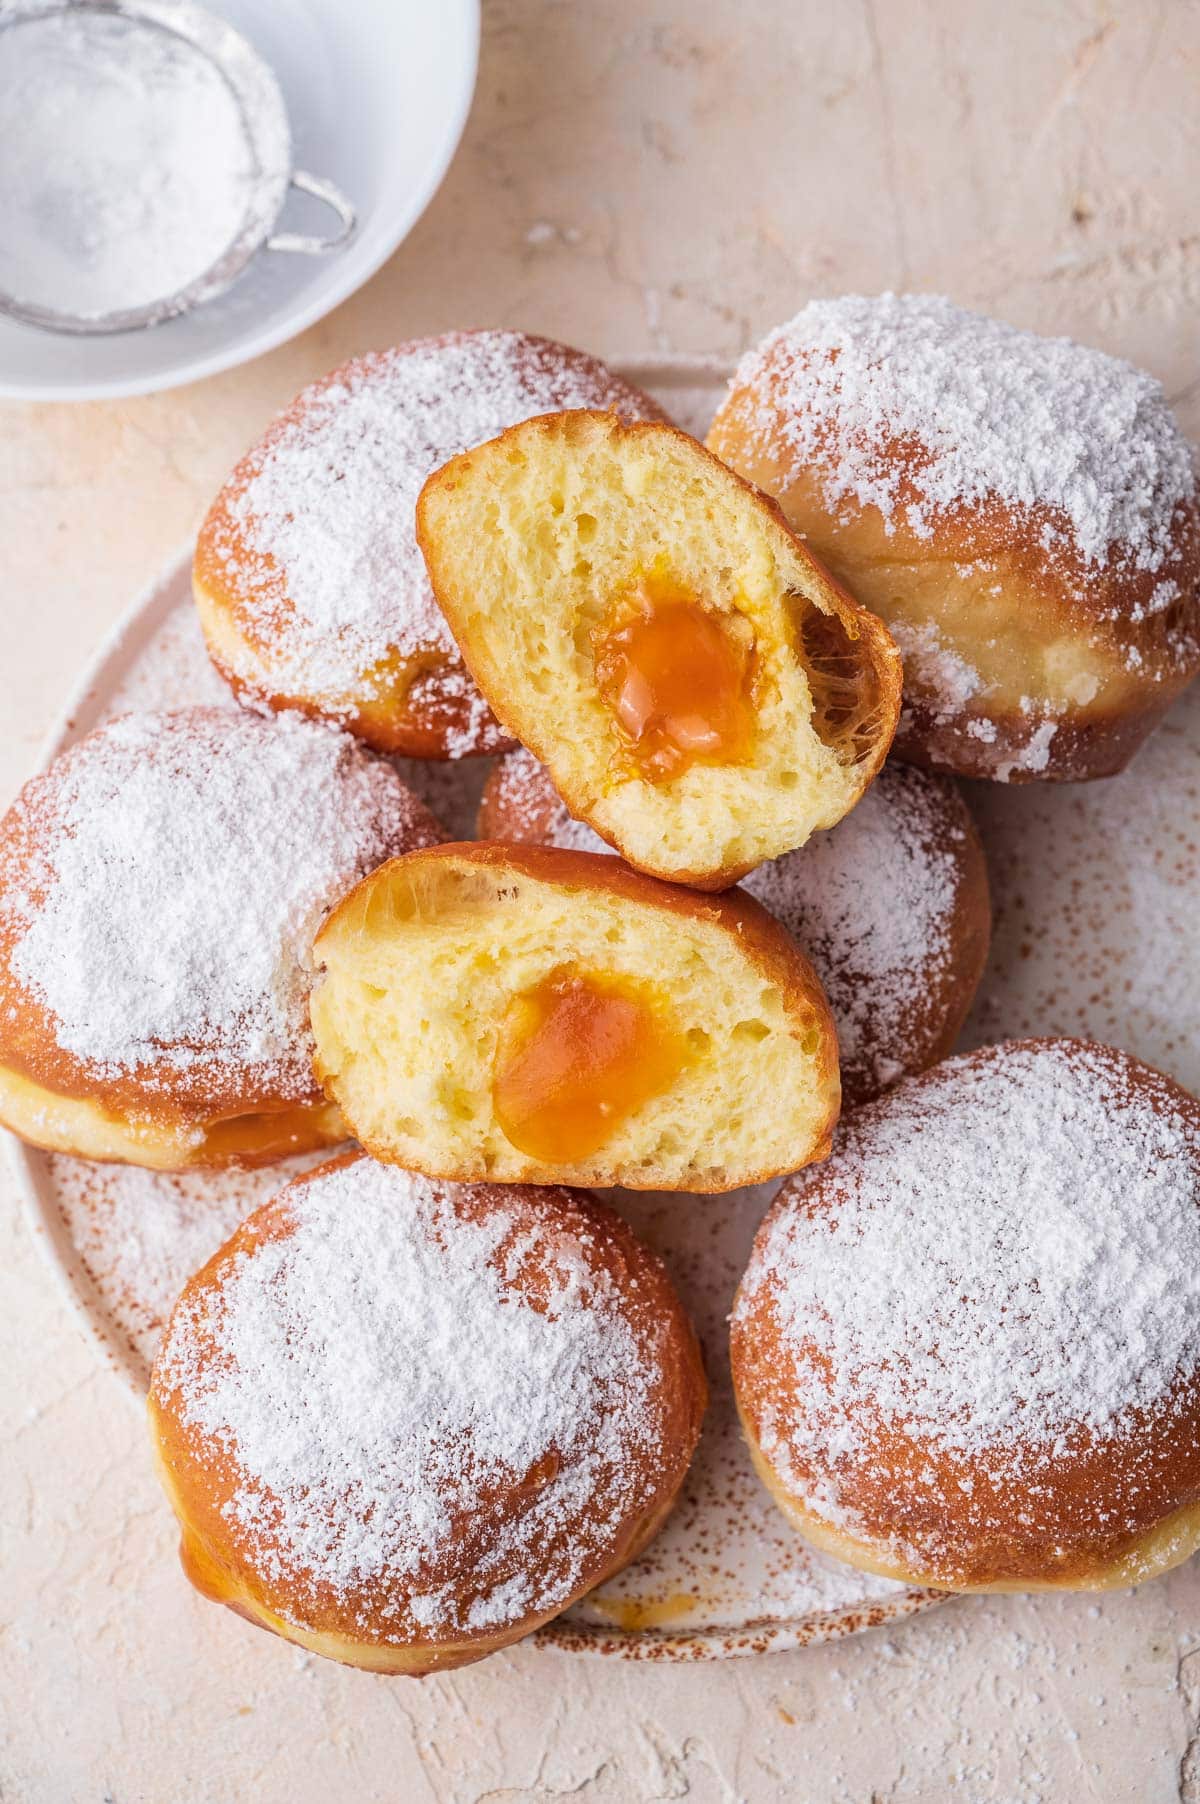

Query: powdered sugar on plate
[106,601,233,715]
[961,686,1200,1091]
[563,1181,917,1643]
[738,1040,1200,1493]
[206,332,662,735]
[2,708,440,1097]
[153,1160,668,1637]
[730,293,1197,573]
[50,1149,328,1370]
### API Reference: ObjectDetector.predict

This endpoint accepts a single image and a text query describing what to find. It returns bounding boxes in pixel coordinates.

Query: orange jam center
[493,966,688,1162]
[593,578,757,782]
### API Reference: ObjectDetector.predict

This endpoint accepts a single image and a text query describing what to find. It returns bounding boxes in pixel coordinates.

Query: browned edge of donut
[197,643,519,762]
[731,1036,1200,1590]
[858,774,991,1103]
[893,688,1180,785]
[311,840,843,1190]
[148,1148,708,1673]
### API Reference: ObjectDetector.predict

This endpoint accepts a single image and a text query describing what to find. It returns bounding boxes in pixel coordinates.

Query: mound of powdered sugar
[210,333,661,724]
[2,708,440,1094]
[731,293,1196,574]
[0,10,259,320]
[738,1040,1200,1478]
[154,1160,662,1635]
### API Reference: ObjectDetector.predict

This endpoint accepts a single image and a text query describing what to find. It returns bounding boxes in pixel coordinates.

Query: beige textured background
[3,2,1200,1799]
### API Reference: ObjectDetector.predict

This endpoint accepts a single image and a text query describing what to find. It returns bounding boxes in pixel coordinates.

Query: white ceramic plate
[0,0,479,400]
[17,356,1200,1659]
[7,361,949,1659]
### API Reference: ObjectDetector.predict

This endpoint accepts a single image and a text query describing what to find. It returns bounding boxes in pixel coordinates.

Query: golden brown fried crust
[194,338,669,759]
[149,1152,708,1673]
[479,754,991,1111]
[197,635,515,763]
[896,687,1180,785]
[732,1039,1200,1590]
[708,367,1200,783]
[313,839,843,1187]
[417,410,903,887]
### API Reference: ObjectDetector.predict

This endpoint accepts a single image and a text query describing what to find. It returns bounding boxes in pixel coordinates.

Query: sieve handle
[267,171,356,255]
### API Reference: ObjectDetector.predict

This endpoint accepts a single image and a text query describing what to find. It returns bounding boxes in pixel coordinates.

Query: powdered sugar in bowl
[0,0,354,335]
[0,0,479,397]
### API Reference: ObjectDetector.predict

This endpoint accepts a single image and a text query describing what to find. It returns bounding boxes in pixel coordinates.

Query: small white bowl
[0,0,479,401]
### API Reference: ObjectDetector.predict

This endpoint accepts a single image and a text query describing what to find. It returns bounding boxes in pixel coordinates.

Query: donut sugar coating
[416,410,902,888]
[194,332,666,759]
[148,1151,706,1674]
[707,294,1200,783]
[479,748,991,1108]
[0,708,443,1169]
[731,1038,1200,1591]
[308,842,841,1193]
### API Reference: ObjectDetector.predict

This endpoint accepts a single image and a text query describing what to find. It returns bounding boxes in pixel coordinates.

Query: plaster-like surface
[3,3,1200,1797]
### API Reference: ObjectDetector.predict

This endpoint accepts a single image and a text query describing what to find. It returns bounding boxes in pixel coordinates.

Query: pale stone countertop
[3,3,1200,1799]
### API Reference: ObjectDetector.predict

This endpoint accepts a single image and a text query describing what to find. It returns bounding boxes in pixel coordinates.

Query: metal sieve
[0,0,356,336]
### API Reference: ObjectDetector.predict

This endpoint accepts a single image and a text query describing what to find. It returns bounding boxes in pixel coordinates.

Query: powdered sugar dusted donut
[708,295,1200,782]
[194,332,666,758]
[479,749,990,1107]
[148,1152,706,1673]
[732,1039,1200,1591]
[0,708,443,1169]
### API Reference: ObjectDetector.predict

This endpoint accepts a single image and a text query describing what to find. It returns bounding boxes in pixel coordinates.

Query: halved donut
[416,411,902,886]
[149,1152,706,1673]
[308,843,841,1192]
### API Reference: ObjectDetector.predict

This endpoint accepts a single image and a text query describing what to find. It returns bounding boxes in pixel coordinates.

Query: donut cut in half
[309,843,841,1192]
[416,411,902,887]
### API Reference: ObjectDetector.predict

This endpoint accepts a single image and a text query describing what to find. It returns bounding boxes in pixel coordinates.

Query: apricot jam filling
[593,575,758,782]
[493,966,689,1161]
